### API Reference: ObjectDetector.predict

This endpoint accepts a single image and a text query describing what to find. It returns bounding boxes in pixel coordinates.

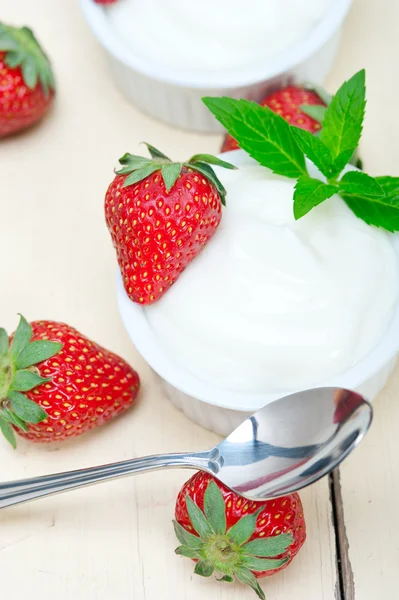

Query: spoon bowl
[0,387,372,509]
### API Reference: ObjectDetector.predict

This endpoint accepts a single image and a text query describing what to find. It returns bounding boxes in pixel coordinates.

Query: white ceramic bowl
[116,150,399,437]
[80,0,352,132]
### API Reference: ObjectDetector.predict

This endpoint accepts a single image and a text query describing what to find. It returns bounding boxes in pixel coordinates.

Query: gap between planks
[329,470,355,600]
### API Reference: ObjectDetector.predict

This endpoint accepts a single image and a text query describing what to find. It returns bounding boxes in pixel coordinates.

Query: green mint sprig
[203,70,399,232]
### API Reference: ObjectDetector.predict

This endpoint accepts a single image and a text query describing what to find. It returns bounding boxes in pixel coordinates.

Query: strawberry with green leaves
[205,69,399,230]
[0,315,140,446]
[105,145,235,305]
[0,23,55,138]
[174,472,306,599]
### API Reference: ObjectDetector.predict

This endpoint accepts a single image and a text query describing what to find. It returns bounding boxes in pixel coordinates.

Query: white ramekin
[80,0,352,132]
[116,150,399,437]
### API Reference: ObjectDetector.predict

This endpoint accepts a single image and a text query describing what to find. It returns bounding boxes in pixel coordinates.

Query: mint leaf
[338,171,384,197]
[292,128,331,176]
[321,70,366,178]
[341,176,399,231]
[294,177,339,219]
[203,97,307,178]
[203,480,226,535]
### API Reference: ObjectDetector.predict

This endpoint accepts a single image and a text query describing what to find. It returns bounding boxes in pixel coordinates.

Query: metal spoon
[0,387,372,509]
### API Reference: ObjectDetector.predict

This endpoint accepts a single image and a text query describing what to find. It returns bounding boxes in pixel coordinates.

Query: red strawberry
[0,315,140,446]
[105,144,235,305]
[94,0,119,3]
[174,472,306,599]
[221,85,326,153]
[0,23,55,138]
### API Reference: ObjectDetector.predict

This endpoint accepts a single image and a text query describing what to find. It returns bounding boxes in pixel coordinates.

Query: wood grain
[335,365,399,599]
[0,0,398,598]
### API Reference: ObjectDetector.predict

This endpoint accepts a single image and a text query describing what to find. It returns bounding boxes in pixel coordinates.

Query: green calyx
[115,143,237,206]
[173,481,293,600]
[0,315,62,448]
[0,23,55,95]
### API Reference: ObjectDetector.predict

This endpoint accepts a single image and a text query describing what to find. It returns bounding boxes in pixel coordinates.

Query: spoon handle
[0,450,216,509]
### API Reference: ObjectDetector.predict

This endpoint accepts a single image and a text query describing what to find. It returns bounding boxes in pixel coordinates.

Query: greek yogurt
[107,0,333,73]
[144,164,399,393]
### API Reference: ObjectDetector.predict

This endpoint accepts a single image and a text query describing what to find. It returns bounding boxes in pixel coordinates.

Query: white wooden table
[0,0,398,598]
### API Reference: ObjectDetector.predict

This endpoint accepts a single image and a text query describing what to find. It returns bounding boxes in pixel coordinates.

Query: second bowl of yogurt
[80,0,352,131]
[117,150,399,435]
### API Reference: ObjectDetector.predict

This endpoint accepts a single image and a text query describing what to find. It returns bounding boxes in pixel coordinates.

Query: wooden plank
[335,364,399,599]
[0,392,338,600]
[0,0,379,598]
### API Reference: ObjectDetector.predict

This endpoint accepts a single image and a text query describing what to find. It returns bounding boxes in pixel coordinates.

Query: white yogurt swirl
[107,0,332,72]
[144,164,399,392]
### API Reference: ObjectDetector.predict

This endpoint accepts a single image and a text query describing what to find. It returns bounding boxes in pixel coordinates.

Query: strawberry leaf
[194,561,214,578]
[175,545,203,560]
[292,127,332,177]
[242,556,288,571]
[10,314,32,361]
[11,370,50,392]
[173,520,204,549]
[321,70,366,178]
[142,143,171,162]
[218,575,234,583]
[118,153,149,168]
[186,496,214,539]
[227,509,261,546]
[22,55,38,89]
[338,171,384,196]
[188,162,227,206]
[15,340,62,369]
[242,533,293,557]
[123,164,161,188]
[8,391,48,424]
[0,328,8,357]
[0,407,29,432]
[235,567,265,600]
[203,480,226,535]
[189,154,237,170]
[203,97,308,178]
[0,23,55,95]
[294,177,339,219]
[161,163,182,192]
[0,416,16,448]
